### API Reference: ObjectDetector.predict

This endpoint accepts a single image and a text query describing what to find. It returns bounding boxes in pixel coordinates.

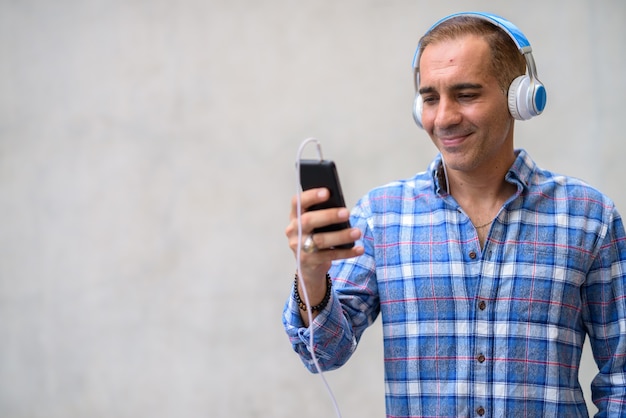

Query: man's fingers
[290,188,329,218]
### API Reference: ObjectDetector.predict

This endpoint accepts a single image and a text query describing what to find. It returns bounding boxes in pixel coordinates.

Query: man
[283,12,626,417]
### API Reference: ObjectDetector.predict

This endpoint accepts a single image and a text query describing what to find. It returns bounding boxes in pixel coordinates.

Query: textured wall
[1,1,624,417]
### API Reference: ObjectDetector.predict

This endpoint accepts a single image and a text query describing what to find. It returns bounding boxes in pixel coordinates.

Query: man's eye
[422,96,437,104]
[458,93,477,100]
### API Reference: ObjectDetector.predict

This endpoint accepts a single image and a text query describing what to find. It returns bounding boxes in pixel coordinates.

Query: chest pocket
[495,244,587,327]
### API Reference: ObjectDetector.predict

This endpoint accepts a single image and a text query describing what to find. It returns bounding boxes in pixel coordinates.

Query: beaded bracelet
[294,273,332,312]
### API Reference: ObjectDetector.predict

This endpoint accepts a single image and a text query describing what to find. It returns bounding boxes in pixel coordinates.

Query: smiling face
[419,34,516,176]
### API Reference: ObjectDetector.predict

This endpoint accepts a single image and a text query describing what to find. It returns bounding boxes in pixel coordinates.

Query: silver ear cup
[508,75,531,120]
[413,94,424,129]
[508,75,548,121]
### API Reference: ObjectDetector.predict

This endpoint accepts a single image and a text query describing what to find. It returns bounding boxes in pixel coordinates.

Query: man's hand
[285,188,363,325]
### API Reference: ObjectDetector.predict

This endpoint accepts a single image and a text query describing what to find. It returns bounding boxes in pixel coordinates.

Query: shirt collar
[505,149,535,190]
[429,149,536,196]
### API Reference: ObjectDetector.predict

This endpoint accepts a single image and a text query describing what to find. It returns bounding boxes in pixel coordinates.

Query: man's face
[419,34,514,175]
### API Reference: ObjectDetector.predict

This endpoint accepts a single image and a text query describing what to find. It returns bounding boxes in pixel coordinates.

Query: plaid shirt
[283,150,626,417]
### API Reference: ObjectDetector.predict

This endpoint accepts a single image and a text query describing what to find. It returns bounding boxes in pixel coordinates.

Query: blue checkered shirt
[283,150,626,417]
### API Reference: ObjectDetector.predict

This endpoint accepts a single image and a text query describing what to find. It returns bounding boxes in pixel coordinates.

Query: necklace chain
[473,220,493,229]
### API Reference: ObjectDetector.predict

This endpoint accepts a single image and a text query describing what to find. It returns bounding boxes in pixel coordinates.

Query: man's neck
[445,158,517,227]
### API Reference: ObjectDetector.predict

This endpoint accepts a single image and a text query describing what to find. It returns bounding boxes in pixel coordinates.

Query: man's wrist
[293,273,332,312]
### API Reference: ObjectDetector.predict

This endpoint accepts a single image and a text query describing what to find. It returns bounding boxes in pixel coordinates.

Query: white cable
[294,137,343,418]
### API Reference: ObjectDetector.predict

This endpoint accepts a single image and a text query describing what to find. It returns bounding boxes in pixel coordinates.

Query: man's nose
[433,97,462,129]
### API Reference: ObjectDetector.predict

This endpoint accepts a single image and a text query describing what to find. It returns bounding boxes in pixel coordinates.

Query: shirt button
[477,353,486,363]
[476,406,485,416]
[478,300,486,310]
[469,251,477,259]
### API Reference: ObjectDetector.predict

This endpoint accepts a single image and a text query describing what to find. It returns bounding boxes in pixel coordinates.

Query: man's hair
[417,16,527,93]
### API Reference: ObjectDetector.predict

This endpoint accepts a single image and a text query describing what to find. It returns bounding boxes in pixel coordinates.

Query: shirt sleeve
[282,197,380,373]
[281,284,358,372]
[583,205,626,416]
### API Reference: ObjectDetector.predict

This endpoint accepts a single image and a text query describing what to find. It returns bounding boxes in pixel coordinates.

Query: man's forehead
[420,35,490,73]
[421,34,489,60]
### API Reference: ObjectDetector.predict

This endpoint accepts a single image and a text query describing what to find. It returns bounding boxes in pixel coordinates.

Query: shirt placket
[473,244,497,417]
[466,241,494,417]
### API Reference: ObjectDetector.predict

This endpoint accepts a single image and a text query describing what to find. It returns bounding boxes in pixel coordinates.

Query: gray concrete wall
[1,1,624,417]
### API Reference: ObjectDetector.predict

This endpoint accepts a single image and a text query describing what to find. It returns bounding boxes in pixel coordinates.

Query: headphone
[412,12,547,129]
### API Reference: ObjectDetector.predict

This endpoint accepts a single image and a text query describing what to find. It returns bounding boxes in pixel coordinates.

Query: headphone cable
[295,137,343,418]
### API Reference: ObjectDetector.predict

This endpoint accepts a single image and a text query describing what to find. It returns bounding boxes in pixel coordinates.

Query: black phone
[299,159,354,249]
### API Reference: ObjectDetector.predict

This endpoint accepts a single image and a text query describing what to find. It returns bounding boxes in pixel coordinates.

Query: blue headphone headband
[411,11,546,127]
[412,12,532,69]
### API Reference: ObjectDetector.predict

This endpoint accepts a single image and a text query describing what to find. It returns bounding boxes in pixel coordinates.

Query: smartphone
[299,159,354,249]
